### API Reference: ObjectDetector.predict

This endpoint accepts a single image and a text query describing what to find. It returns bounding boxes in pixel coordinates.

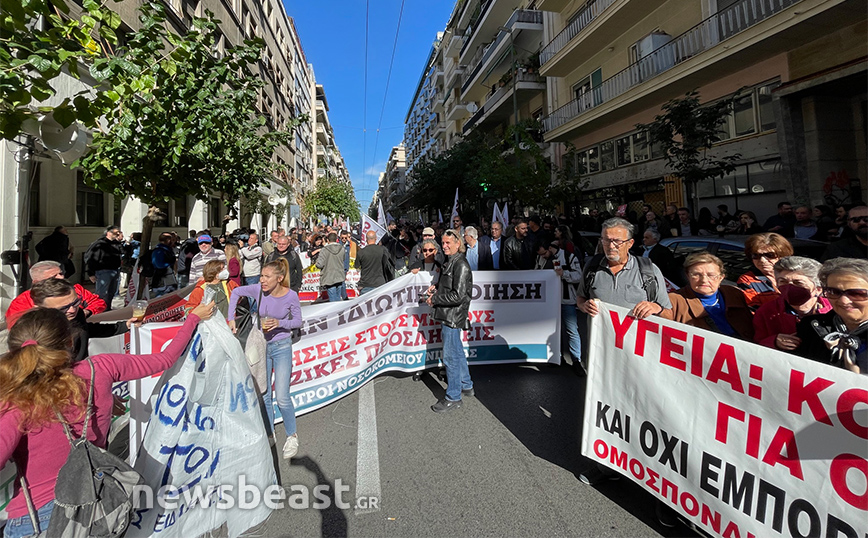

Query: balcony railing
[543,0,802,133]
[463,9,543,93]
[460,0,494,56]
[485,70,545,108]
[540,0,617,66]
[463,105,486,134]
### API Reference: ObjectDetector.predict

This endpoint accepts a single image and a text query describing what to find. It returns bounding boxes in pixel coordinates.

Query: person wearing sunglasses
[737,232,794,311]
[822,205,867,261]
[410,239,443,285]
[30,279,138,364]
[795,257,868,375]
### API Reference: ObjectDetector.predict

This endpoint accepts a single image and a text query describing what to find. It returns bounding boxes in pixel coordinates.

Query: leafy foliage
[637,90,741,204]
[405,121,579,218]
[74,3,302,207]
[0,0,122,138]
[304,173,360,223]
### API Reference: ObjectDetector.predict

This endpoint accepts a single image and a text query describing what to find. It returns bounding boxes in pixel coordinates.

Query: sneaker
[283,434,299,459]
[431,398,462,413]
[578,466,620,486]
[461,388,475,397]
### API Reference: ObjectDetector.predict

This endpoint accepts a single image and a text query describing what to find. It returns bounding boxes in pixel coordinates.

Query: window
[600,140,615,171]
[732,94,755,137]
[587,146,600,173]
[715,244,753,278]
[616,136,632,166]
[76,172,104,227]
[174,198,188,227]
[209,197,223,229]
[573,76,591,103]
[632,131,650,162]
[757,81,779,132]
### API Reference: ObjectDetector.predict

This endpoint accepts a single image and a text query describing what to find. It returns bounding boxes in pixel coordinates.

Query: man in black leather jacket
[503,218,532,270]
[426,228,474,412]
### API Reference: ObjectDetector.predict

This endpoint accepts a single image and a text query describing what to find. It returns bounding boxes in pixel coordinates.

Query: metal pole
[509,31,519,145]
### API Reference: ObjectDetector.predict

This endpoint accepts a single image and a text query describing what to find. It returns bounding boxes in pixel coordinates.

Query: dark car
[660,236,828,284]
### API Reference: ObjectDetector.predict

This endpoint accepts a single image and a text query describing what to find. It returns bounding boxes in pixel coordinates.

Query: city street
[258,363,696,538]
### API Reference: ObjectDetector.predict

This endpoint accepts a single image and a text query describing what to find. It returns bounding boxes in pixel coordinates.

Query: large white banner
[583,302,867,538]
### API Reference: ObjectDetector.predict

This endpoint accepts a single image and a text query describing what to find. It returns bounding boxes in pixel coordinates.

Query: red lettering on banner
[610,311,634,349]
[715,402,745,444]
[836,388,868,439]
[829,454,868,510]
[701,504,722,535]
[706,344,744,394]
[690,334,704,377]
[635,319,659,356]
[787,371,833,425]
[761,426,803,479]
[746,414,761,459]
[660,326,687,371]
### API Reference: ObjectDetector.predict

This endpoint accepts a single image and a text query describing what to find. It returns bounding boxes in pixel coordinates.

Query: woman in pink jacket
[0,302,214,537]
[753,256,832,350]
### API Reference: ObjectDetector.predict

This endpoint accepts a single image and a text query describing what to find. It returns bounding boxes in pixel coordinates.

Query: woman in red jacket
[753,256,832,350]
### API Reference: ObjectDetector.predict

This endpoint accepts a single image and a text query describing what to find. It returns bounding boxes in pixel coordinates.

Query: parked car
[660,236,828,284]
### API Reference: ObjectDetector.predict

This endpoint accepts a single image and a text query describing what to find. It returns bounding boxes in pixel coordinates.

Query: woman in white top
[410,238,442,285]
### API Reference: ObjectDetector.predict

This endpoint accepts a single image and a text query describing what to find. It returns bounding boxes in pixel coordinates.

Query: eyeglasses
[55,297,82,312]
[848,216,868,224]
[600,238,630,247]
[823,287,868,302]
[751,252,779,261]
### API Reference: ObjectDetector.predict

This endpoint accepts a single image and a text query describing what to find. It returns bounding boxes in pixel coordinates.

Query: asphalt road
[253,362,699,538]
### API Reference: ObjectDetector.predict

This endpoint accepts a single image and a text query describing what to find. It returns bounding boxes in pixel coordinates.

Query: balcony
[536,0,572,12]
[433,94,445,113]
[445,33,466,58]
[315,124,328,144]
[462,9,543,100]
[463,71,547,134]
[460,0,518,62]
[543,0,813,139]
[433,66,445,85]
[539,0,668,77]
[445,64,466,89]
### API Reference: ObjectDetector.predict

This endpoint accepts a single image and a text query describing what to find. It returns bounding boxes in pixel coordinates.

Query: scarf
[821,316,868,373]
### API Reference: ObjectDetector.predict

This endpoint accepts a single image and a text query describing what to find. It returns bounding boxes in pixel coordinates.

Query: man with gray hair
[463,226,480,271]
[4,261,107,328]
[636,228,680,284]
[576,217,671,486]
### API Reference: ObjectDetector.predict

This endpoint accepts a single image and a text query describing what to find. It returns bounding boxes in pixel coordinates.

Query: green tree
[636,90,741,211]
[0,0,122,138]
[304,173,360,223]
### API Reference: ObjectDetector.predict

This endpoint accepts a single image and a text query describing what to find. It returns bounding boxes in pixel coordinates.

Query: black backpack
[24,359,145,537]
[582,253,658,302]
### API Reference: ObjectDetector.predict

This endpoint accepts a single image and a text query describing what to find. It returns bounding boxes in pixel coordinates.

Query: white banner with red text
[582,302,867,538]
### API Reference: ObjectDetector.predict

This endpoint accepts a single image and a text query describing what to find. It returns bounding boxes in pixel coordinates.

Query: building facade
[537,0,867,219]
[0,0,342,320]
[313,82,351,188]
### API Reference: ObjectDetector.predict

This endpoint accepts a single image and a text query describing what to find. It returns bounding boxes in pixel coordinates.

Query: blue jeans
[264,337,297,437]
[151,284,178,298]
[360,287,377,295]
[340,282,348,300]
[95,269,119,310]
[3,500,54,537]
[325,283,343,302]
[245,275,260,286]
[441,325,472,401]
[561,304,582,363]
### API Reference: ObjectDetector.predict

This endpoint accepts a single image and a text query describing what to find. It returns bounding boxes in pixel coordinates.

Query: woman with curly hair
[0,302,214,537]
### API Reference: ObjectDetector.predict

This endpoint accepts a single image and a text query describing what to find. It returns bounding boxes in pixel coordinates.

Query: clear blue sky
[283,0,454,212]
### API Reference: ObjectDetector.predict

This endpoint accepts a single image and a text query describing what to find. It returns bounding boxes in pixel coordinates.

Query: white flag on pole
[492,202,501,227]
[438,209,443,224]
[377,199,387,229]
[360,214,387,247]
[450,188,459,220]
[501,203,510,226]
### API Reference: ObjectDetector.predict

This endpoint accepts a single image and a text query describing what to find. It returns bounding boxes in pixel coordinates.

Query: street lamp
[498,25,520,145]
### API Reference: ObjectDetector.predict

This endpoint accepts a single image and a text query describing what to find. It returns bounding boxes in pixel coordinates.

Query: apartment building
[404,33,447,182]
[380,145,408,215]
[312,83,351,188]
[0,0,320,318]
[537,0,867,220]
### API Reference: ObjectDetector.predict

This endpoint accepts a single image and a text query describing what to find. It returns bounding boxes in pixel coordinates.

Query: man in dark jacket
[265,235,303,292]
[84,225,124,310]
[822,205,867,261]
[35,226,70,263]
[357,231,394,295]
[502,219,532,270]
[478,221,504,270]
[426,228,473,413]
[176,230,199,288]
[634,229,682,285]
[31,278,130,363]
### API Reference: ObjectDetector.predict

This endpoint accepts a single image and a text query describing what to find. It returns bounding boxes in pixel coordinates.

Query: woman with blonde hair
[227,257,303,459]
[661,252,754,340]
[223,243,243,286]
[737,232,794,310]
[0,303,214,536]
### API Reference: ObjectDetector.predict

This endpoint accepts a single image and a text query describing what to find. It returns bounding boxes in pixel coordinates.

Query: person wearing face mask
[184,260,238,318]
[753,257,832,350]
